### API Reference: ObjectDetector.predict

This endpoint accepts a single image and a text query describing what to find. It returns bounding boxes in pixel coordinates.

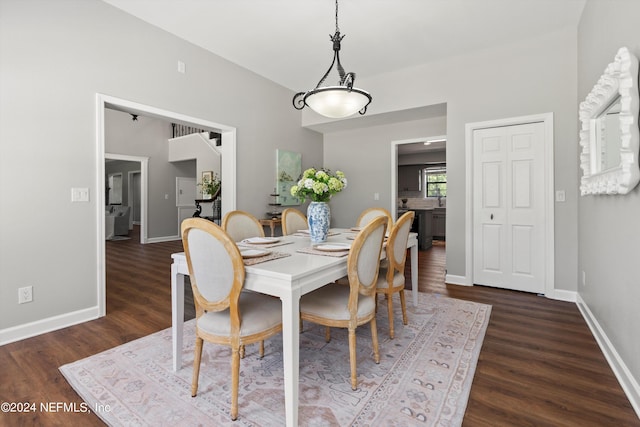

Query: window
[425,168,446,197]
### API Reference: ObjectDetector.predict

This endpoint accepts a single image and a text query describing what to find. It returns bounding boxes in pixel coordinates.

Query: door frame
[106,155,147,241]
[390,135,447,220]
[128,170,141,226]
[464,113,555,296]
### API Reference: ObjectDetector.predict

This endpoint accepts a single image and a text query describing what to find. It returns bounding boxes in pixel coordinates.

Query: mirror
[579,47,640,195]
[593,96,622,172]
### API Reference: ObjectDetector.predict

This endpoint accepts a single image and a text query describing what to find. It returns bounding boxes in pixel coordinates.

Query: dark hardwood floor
[0,231,637,426]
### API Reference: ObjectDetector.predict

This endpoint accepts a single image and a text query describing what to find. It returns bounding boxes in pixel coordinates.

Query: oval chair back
[222,210,265,242]
[356,207,393,229]
[281,208,307,235]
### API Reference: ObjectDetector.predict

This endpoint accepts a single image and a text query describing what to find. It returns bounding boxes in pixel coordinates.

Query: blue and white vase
[307,201,330,243]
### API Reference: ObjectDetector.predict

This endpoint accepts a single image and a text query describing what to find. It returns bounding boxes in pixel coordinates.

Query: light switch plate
[71,188,89,202]
[555,190,566,202]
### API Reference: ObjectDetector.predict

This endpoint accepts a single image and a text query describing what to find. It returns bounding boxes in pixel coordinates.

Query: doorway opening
[96,93,237,317]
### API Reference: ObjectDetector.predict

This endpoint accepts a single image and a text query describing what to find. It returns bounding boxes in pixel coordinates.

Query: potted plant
[199,172,221,199]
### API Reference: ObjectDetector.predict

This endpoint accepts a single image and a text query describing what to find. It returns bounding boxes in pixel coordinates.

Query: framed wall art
[276,149,302,206]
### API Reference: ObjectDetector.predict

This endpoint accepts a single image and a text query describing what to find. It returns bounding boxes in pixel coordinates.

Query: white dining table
[170,228,418,427]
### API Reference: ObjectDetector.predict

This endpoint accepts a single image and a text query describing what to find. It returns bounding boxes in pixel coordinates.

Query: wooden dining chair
[222,210,265,242]
[181,218,282,421]
[300,216,387,391]
[376,210,415,339]
[356,207,393,229]
[281,208,307,235]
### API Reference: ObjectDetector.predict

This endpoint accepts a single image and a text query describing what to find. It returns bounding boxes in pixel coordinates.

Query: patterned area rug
[60,293,491,426]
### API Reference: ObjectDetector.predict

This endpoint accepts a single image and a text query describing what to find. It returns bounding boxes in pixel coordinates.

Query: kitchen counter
[432,208,446,240]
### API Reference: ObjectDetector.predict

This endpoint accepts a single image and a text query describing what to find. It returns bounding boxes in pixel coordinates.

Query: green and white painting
[276,149,302,206]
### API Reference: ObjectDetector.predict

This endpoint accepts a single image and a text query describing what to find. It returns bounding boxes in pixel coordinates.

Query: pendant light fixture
[292,0,372,119]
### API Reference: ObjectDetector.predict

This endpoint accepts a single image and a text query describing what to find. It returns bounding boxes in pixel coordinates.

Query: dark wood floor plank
[0,233,637,426]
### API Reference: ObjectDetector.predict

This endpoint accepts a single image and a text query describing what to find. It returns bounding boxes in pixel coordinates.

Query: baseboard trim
[445,274,471,286]
[0,306,101,346]
[545,288,576,302]
[576,294,640,418]
[146,235,181,243]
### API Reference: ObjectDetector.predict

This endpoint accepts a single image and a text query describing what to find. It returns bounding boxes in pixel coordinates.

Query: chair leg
[191,337,204,397]
[399,289,408,325]
[387,291,395,339]
[259,340,265,358]
[325,326,331,343]
[231,346,240,421]
[348,328,357,390]
[371,316,380,364]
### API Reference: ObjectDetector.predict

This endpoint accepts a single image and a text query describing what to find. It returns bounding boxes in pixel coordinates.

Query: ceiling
[102,0,585,91]
[101,0,585,154]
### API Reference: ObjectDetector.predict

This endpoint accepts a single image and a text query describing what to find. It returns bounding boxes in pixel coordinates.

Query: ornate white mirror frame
[579,47,640,195]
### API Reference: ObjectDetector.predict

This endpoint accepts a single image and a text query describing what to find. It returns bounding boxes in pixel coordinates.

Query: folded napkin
[296,246,349,257]
[243,251,291,266]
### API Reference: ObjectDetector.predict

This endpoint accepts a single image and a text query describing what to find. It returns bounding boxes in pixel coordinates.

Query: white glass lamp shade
[304,86,371,118]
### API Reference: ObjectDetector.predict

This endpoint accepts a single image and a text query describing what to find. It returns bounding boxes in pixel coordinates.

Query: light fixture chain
[335,0,340,33]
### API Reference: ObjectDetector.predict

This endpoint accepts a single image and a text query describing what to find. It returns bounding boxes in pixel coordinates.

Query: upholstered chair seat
[376,267,405,288]
[299,285,376,321]
[197,292,282,337]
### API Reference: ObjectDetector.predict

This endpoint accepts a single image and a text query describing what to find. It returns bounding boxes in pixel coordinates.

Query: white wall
[106,109,196,238]
[577,0,640,409]
[323,28,580,293]
[324,116,446,226]
[0,0,321,335]
[168,133,221,199]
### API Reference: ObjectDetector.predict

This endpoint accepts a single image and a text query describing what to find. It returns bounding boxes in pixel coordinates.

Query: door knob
[490,213,494,220]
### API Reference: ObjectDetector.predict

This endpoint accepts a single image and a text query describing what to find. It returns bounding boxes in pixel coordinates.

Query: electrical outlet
[18,286,33,304]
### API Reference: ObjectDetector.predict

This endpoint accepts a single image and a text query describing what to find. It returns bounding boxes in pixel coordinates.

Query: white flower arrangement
[290,168,347,203]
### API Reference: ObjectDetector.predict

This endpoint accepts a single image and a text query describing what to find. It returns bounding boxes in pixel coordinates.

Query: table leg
[171,263,185,371]
[411,243,418,306]
[281,290,300,427]
[270,223,276,237]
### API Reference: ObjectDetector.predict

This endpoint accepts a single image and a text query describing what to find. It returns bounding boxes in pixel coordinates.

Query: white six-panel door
[473,122,545,293]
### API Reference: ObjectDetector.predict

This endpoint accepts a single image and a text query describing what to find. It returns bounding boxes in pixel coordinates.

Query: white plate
[240,248,271,259]
[243,237,280,244]
[350,227,362,232]
[314,243,351,252]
